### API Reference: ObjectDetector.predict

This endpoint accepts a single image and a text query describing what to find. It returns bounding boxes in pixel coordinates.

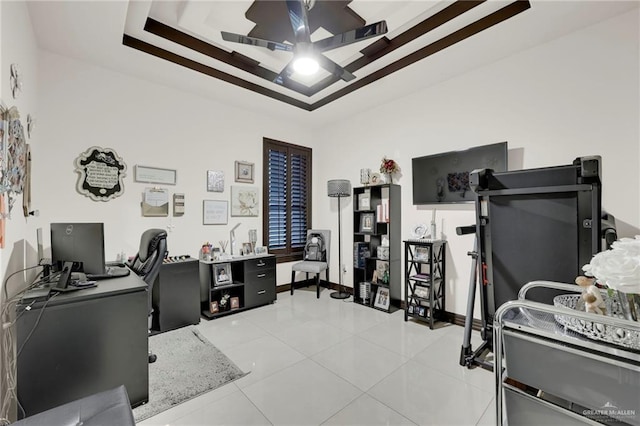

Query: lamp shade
[327,179,351,197]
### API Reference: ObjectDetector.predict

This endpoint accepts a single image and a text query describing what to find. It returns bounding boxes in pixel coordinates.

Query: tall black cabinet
[352,184,401,312]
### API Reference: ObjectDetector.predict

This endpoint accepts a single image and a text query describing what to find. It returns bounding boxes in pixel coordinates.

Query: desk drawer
[244,256,275,273]
[244,269,276,308]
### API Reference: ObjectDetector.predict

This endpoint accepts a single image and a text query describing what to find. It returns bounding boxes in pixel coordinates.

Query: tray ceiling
[123,0,531,111]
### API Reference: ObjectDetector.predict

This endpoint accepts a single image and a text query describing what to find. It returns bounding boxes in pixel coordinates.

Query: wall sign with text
[74,146,127,201]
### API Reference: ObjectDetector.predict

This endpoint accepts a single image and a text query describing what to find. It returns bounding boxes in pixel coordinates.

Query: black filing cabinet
[152,258,200,332]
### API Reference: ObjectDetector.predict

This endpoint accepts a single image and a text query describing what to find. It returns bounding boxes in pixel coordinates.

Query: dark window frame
[262,138,312,263]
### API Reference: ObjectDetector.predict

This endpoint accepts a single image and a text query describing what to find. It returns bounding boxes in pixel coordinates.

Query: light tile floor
[139,289,496,426]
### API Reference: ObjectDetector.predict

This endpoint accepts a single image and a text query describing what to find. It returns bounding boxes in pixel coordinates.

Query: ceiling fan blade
[273,60,294,85]
[316,54,355,82]
[221,31,294,52]
[285,0,311,44]
[314,20,388,53]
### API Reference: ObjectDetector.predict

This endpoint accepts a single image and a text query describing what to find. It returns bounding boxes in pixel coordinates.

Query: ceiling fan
[221,0,388,85]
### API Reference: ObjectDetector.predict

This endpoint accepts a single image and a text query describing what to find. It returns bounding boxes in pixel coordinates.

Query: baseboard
[279,284,482,330]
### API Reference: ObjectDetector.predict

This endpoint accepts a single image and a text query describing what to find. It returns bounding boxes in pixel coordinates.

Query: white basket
[553,294,640,350]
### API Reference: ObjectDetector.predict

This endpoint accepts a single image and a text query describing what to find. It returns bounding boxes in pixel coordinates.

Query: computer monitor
[50,223,106,275]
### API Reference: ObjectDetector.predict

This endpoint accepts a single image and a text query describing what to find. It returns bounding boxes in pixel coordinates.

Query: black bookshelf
[352,184,401,312]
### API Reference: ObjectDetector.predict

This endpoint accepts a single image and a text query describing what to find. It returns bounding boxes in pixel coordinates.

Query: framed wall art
[234,161,254,183]
[207,170,224,192]
[134,165,176,185]
[231,186,258,217]
[75,146,127,202]
[203,200,228,225]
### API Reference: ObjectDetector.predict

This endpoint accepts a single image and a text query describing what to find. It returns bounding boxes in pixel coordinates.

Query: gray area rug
[133,326,247,422]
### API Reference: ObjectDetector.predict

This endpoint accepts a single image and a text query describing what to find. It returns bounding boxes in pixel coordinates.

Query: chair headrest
[138,229,167,262]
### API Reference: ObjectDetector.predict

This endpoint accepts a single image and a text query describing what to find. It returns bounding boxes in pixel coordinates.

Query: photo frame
[210,301,219,314]
[408,304,415,314]
[213,263,233,286]
[207,170,224,192]
[359,212,375,233]
[358,193,370,210]
[235,161,254,183]
[230,296,240,310]
[203,200,228,225]
[374,287,390,310]
[254,246,267,255]
[134,165,176,185]
[231,186,259,217]
[242,242,252,255]
[418,306,427,317]
[414,246,429,262]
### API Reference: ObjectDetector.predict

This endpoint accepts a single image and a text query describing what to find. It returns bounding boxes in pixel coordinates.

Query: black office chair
[128,228,168,363]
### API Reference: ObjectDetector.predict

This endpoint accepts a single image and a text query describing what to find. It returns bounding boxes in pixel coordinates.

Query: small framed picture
[230,296,240,310]
[242,242,252,255]
[214,263,233,286]
[207,170,224,192]
[360,212,375,233]
[254,246,267,255]
[235,161,254,183]
[210,301,219,314]
[418,306,427,317]
[374,287,390,310]
[414,246,429,262]
[408,304,415,314]
[358,193,370,210]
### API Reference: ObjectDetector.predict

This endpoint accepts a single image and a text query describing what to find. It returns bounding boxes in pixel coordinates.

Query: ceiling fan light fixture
[292,56,319,75]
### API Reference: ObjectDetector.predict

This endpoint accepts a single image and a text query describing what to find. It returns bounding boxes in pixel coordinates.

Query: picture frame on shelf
[230,296,240,310]
[210,301,219,314]
[408,304,415,314]
[358,192,370,210]
[414,246,429,261]
[374,287,390,310]
[254,246,267,255]
[242,242,252,255]
[376,260,390,284]
[213,263,233,286]
[235,161,254,183]
[360,212,375,233]
[418,306,426,317]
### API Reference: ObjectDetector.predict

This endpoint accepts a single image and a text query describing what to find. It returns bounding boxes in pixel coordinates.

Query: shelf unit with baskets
[404,239,446,329]
[352,184,401,312]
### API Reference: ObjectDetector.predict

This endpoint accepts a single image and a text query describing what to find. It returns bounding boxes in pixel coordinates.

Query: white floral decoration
[583,236,640,294]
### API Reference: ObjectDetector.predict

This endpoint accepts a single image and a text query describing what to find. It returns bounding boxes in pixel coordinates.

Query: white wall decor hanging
[10,64,23,99]
[1,105,27,217]
[74,146,127,201]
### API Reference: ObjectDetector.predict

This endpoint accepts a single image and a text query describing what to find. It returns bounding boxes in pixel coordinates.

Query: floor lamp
[327,179,351,299]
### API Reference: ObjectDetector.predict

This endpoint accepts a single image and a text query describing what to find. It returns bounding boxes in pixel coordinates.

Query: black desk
[17,273,148,418]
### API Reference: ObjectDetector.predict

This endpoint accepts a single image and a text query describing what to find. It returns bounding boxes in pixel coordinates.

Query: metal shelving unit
[494,281,640,425]
[404,240,446,329]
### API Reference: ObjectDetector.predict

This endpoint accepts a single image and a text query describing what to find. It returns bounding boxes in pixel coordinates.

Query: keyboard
[86,266,131,280]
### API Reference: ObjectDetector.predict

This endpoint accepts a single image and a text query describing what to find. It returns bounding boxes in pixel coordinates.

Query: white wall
[0,1,40,293]
[313,9,640,316]
[34,51,312,285]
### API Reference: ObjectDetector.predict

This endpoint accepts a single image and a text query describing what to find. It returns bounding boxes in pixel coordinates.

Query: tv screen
[51,223,106,274]
[412,142,508,204]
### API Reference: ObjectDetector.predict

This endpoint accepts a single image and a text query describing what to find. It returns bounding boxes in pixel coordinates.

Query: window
[263,138,312,263]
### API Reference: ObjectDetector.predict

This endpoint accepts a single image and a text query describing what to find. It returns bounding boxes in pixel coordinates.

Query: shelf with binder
[352,184,401,312]
[404,240,446,329]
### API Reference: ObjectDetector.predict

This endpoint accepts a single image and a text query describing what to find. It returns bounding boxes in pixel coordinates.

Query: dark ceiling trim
[310,0,486,92]
[122,0,530,112]
[121,34,312,111]
[143,18,313,96]
[309,0,531,111]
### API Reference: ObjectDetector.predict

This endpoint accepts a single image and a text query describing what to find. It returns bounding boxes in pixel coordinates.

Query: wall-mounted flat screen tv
[412,142,508,204]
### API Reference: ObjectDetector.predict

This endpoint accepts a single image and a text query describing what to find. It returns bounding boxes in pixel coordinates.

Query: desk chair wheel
[148,353,157,363]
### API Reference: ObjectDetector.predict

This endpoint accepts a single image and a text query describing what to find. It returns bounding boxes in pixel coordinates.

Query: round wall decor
[74,146,127,201]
